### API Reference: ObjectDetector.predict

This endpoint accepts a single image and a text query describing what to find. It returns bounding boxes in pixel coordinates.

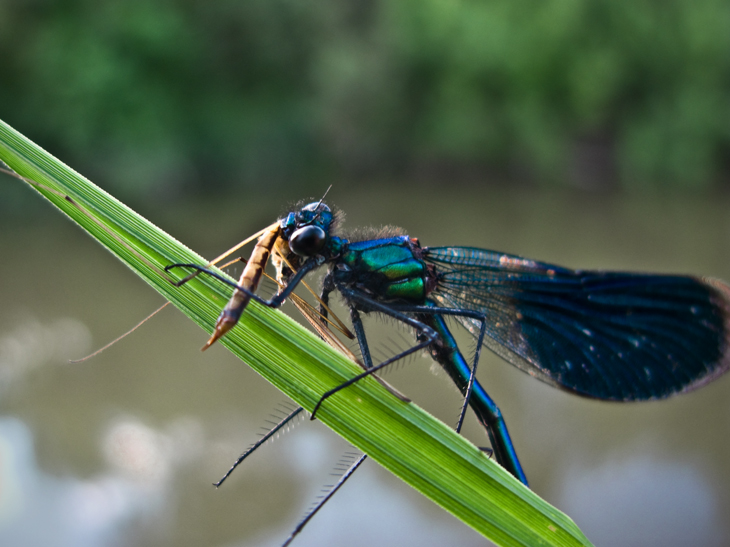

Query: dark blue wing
[424,247,730,401]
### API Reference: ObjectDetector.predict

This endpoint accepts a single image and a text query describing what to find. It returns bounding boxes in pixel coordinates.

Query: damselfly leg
[308,287,528,484]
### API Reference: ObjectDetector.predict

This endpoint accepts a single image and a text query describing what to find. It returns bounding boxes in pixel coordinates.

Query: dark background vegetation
[2,0,730,209]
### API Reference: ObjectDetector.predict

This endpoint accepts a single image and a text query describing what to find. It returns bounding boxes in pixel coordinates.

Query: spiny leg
[313,298,484,434]
[280,298,380,546]
[310,288,437,420]
[282,300,495,544]
[201,270,377,545]
[388,303,527,485]
[349,307,374,370]
[385,303,489,433]
[184,257,366,499]
[311,295,528,486]
[215,406,305,488]
[164,259,321,310]
[281,452,367,547]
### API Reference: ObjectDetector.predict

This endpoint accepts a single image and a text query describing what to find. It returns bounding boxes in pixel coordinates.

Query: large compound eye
[289,225,326,256]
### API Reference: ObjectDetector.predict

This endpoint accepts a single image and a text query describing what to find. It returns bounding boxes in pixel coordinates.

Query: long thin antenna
[315,185,333,209]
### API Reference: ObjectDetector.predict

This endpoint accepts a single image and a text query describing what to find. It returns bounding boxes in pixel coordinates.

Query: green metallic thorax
[333,235,431,303]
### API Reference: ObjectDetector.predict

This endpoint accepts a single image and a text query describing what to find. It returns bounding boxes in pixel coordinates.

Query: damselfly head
[297,201,332,225]
[281,201,334,257]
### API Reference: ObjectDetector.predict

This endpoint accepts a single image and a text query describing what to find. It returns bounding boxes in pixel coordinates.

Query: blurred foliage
[1,0,729,202]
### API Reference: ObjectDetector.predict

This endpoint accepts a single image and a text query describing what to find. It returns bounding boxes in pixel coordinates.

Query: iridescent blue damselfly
[166,199,730,545]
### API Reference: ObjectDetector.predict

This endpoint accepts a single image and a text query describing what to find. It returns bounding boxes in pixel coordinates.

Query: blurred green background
[2,1,730,546]
[2,0,730,211]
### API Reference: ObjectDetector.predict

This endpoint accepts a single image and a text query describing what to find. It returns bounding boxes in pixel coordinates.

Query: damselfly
[6,136,729,544]
[167,199,730,543]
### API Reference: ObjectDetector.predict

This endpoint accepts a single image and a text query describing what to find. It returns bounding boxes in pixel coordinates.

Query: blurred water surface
[1,182,729,546]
